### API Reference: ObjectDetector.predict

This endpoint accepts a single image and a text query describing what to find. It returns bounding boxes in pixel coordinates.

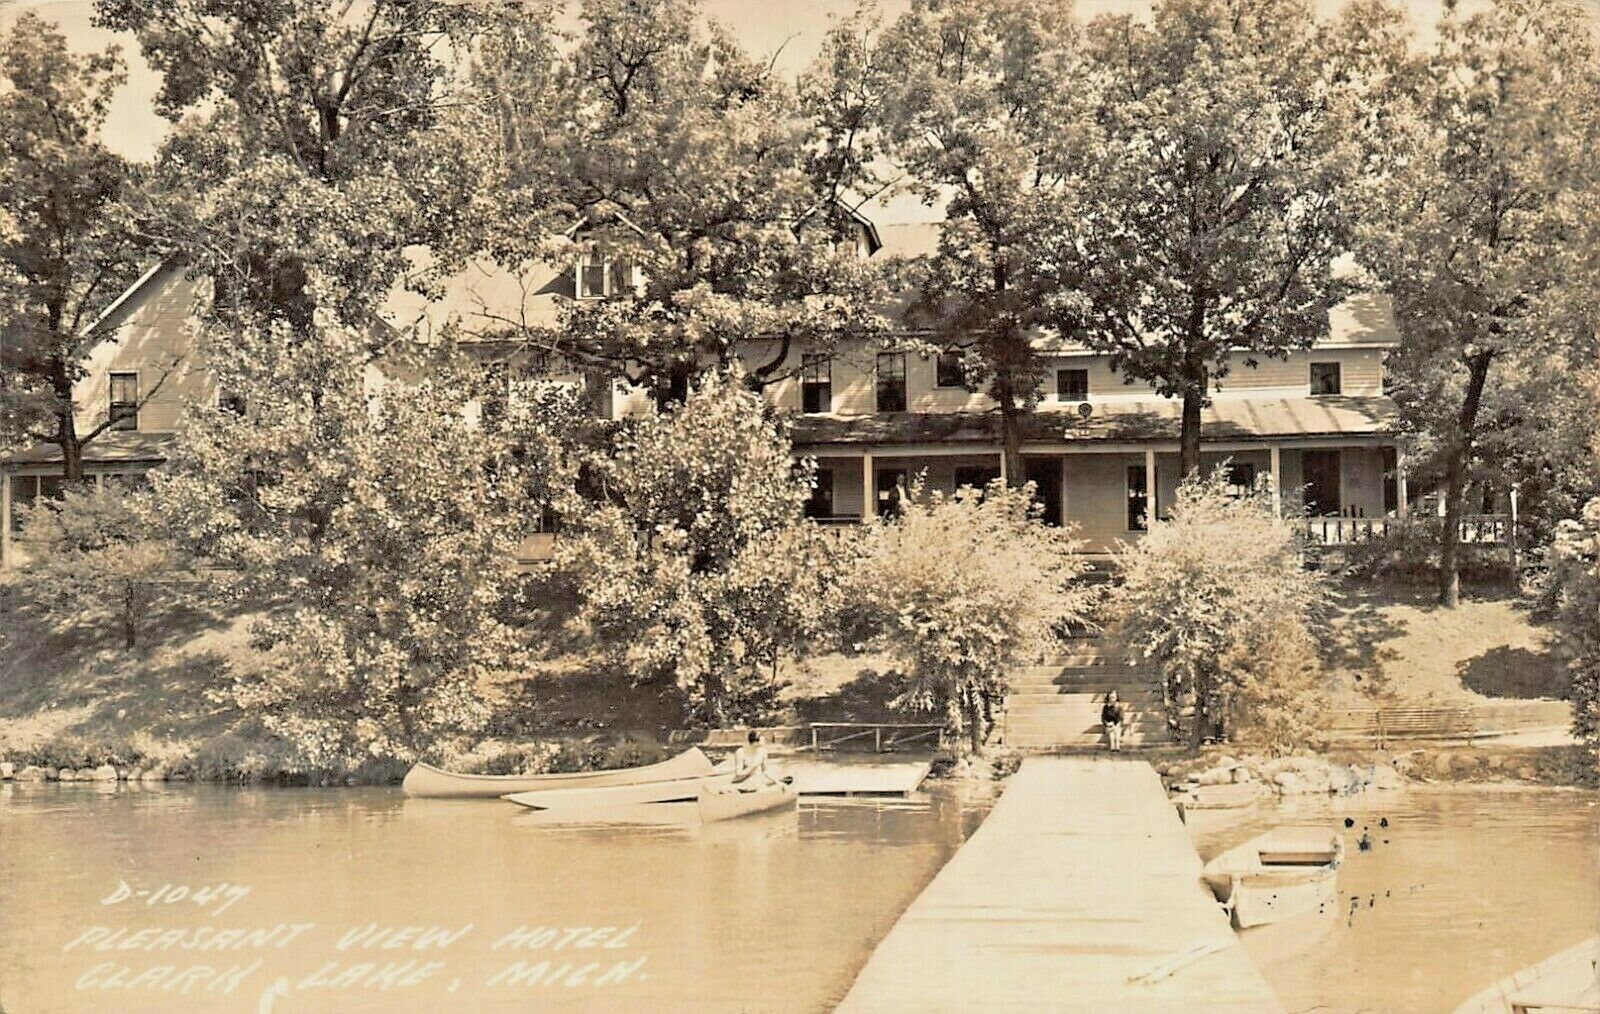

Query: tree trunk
[967,696,985,757]
[1000,402,1025,490]
[123,585,137,649]
[1439,351,1494,608]
[50,356,84,482]
[1179,296,1210,479]
[1179,388,1204,479]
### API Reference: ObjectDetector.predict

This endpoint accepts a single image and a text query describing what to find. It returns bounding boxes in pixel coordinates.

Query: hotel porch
[798,438,1412,556]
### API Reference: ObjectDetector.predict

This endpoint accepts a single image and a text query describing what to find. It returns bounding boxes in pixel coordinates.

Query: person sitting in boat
[730,730,779,793]
[1102,690,1126,753]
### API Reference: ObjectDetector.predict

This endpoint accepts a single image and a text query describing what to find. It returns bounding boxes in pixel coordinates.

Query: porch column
[998,449,1007,486]
[1059,457,1070,529]
[1395,444,1409,518]
[1269,444,1283,519]
[1143,448,1157,524]
[0,471,10,569]
[861,450,875,520]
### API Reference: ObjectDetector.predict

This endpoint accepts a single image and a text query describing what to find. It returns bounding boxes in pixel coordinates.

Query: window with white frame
[576,253,635,299]
[801,353,832,414]
[1310,361,1342,395]
[1056,368,1089,401]
[109,372,139,430]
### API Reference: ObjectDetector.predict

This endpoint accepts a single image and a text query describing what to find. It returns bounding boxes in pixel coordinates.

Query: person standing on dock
[1102,691,1126,752]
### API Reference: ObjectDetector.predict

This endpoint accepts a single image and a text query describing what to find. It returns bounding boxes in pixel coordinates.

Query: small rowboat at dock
[1202,827,1344,930]
[401,747,716,799]
[698,781,799,822]
[1452,936,1600,1013]
[503,771,734,810]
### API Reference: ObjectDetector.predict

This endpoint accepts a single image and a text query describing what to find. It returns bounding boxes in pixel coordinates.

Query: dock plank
[837,757,1283,1012]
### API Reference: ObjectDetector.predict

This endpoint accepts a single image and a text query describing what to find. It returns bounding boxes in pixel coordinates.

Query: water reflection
[0,784,989,1013]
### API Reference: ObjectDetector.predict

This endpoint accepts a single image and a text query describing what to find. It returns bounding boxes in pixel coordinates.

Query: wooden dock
[837,757,1283,1012]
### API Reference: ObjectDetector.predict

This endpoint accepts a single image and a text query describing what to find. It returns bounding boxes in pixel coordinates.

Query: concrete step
[1009,677,1161,694]
[1011,697,1164,713]
[1020,662,1150,675]
[1003,717,1167,733]
[1005,733,1173,749]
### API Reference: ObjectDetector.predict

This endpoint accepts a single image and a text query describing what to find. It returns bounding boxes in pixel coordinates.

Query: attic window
[576,254,635,299]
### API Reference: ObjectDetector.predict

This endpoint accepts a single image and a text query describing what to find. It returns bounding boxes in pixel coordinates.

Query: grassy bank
[0,574,1585,785]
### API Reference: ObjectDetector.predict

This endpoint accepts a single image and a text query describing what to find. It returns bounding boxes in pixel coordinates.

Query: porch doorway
[1302,449,1342,516]
[876,467,909,518]
[1023,457,1063,526]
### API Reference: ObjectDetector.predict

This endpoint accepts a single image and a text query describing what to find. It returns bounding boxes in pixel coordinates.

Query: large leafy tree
[1040,0,1401,477]
[465,0,896,402]
[838,0,1087,482]
[0,13,152,481]
[95,0,496,327]
[149,309,540,771]
[1354,0,1600,606]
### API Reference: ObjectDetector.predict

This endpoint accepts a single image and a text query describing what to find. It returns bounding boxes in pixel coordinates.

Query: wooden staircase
[1002,632,1173,751]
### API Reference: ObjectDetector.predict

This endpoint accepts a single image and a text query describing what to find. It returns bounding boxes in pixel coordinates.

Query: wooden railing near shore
[808,722,944,753]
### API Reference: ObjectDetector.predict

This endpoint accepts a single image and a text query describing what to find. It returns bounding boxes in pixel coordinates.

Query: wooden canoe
[400,747,716,799]
[1452,936,1600,1014]
[503,772,734,809]
[1202,827,1344,930]
[697,781,799,823]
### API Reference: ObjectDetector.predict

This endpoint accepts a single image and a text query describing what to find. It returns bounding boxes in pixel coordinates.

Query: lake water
[1189,787,1600,1012]
[0,781,993,1013]
[0,780,1593,1013]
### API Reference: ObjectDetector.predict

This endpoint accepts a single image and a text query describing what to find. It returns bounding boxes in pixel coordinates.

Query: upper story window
[1056,368,1089,402]
[109,372,139,431]
[576,254,635,299]
[1310,361,1342,396]
[218,390,247,416]
[876,352,907,413]
[801,353,832,414]
[935,349,965,389]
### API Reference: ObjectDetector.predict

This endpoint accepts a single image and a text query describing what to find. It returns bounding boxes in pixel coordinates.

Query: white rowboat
[1201,827,1344,930]
[503,772,735,809]
[1452,936,1600,1014]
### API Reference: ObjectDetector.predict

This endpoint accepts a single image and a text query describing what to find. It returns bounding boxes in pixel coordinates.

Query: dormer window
[576,253,636,299]
[1310,362,1342,396]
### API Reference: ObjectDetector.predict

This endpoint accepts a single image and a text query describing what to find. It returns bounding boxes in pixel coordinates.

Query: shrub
[846,480,1096,755]
[14,484,190,648]
[1113,468,1328,752]
[1550,499,1600,773]
[560,372,843,726]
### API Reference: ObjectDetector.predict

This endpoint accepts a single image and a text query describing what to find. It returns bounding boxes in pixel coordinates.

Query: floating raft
[779,756,931,797]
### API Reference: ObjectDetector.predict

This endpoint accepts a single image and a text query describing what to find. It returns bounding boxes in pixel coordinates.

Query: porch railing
[1303,513,1512,547]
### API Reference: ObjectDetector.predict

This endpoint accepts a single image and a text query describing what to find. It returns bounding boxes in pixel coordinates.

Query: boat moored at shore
[1452,936,1600,1013]
[1202,827,1344,930]
[698,781,799,822]
[400,747,717,798]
